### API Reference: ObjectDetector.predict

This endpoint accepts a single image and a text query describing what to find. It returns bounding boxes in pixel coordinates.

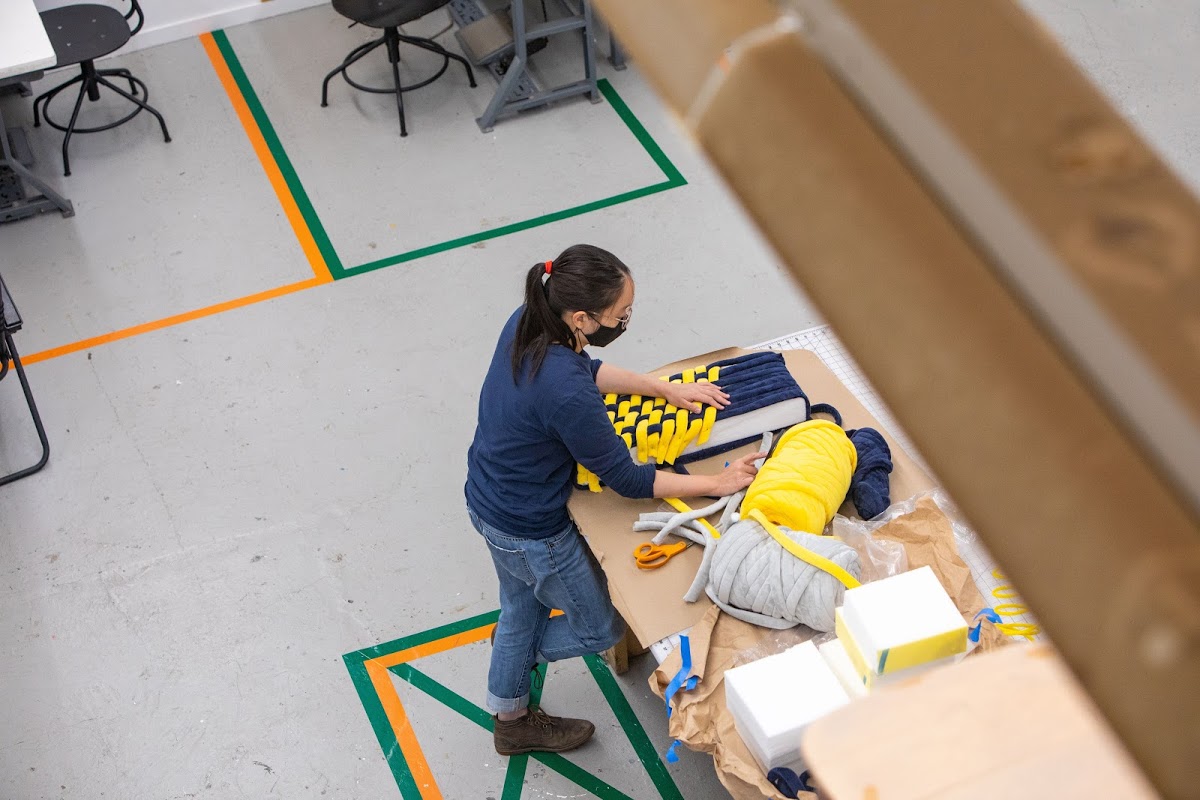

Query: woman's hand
[711,452,765,497]
[661,381,730,414]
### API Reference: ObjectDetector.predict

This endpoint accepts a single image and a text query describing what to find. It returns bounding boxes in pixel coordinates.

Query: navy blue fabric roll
[847,427,893,519]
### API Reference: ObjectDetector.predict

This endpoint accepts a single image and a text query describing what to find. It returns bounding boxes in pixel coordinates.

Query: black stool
[32,0,170,177]
[321,0,477,137]
[0,275,49,487]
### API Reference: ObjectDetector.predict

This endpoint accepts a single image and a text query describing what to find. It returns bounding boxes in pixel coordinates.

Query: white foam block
[818,638,868,699]
[725,641,850,775]
[840,565,968,675]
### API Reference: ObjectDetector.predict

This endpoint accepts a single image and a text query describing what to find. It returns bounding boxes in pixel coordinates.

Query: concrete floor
[1,2,1197,798]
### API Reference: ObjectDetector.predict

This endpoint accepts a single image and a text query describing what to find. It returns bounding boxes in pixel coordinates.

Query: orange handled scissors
[633,539,695,570]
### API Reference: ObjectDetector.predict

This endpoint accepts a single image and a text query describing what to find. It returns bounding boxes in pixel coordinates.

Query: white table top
[0,0,55,81]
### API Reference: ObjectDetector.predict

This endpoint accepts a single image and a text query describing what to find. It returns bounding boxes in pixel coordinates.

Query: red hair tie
[544,260,553,275]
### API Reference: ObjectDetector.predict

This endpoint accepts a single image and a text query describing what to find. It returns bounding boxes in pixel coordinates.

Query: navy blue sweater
[466,308,657,537]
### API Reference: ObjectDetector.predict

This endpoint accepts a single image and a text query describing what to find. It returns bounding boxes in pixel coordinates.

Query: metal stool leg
[95,76,171,143]
[385,28,407,137]
[321,37,387,106]
[32,72,84,128]
[103,67,138,95]
[0,333,50,487]
[59,78,89,176]
[401,36,477,87]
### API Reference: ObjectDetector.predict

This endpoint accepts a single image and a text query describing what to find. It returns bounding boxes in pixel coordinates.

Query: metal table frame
[454,0,600,133]
[2,72,75,222]
[0,274,50,486]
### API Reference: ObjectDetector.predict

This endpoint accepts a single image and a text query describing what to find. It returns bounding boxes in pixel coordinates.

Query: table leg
[0,331,50,486]
[0,104,73,221]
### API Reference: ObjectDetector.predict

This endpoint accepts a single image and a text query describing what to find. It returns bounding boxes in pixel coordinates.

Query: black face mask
[583,315,626,347]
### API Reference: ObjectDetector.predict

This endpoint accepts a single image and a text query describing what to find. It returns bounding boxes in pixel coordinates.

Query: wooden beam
[593,1,1200,796]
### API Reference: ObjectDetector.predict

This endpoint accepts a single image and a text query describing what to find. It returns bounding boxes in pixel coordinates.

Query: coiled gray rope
[704,517,860,631]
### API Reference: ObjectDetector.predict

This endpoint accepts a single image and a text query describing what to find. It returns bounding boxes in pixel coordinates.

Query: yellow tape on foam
[836,608,877,688]
[876,626,967,674]
[837,594,967,676]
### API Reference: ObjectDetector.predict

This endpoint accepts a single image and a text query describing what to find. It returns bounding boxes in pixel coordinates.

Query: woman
[465,244,761,756]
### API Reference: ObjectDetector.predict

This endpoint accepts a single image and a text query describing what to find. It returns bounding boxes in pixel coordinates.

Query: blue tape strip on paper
[663,634,700,764]
[969,607,1002,643]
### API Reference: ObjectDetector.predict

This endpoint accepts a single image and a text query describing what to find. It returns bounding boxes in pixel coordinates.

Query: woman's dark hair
[511,244,631,380]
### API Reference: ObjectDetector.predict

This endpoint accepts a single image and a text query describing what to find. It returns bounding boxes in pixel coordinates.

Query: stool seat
[321,0,475,137]
[31,0,169,176]
[40,4,132,67]
[332,0,448,29]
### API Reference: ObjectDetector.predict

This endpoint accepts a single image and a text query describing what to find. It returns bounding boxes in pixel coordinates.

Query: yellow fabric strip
[658,419,675,462]
[698,405,717,445]
[665,409,691,463]
[683,369,696,383]
[664,497,721,540]
[635,419,650,462]
[578,464,602,494]
[748,509,861,589]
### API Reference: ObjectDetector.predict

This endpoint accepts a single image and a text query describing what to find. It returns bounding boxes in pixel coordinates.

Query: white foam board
[725,641,850,774]
[841,565,967,670]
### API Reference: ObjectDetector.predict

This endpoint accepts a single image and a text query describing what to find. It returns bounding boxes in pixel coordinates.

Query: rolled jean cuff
[487,691,530,714]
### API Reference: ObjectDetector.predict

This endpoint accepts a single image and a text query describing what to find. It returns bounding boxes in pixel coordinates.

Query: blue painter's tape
[663,635,700,763]
[969,607,1002,643]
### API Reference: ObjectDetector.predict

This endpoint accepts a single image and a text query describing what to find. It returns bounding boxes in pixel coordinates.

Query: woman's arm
[594,362,664,396]
[595,363,730,414]
[651,452,763,498]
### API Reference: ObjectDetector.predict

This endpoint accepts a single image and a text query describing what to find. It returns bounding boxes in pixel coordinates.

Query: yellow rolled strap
[747,509,860,589]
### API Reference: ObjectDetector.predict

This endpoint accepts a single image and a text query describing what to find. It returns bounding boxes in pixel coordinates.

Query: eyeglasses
[591,308,633,330]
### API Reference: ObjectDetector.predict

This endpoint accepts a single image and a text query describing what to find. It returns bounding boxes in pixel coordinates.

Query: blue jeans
[468,507,625,714]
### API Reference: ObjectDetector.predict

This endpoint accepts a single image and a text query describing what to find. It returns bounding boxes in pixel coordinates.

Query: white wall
[34,0,328,52]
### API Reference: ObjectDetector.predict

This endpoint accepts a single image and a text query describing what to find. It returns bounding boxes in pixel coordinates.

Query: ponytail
[511,244,631,381]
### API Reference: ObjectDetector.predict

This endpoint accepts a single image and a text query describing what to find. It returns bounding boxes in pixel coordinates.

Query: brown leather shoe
[493,708,595,755]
